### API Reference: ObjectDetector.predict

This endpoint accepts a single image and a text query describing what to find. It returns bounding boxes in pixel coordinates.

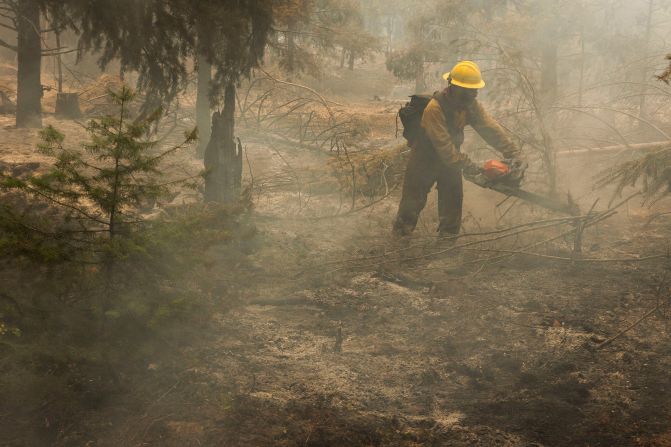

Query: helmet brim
[451,79,486,89]
[442,71,486,89]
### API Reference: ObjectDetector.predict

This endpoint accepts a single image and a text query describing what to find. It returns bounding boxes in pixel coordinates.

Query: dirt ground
[2,91,671,446]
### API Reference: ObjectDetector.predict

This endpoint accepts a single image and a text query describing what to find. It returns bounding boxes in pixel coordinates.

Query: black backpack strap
[433,91,452,123]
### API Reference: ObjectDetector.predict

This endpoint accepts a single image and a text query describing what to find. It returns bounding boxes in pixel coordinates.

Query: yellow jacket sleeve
[421,98,462,166]
[468,101,520,158]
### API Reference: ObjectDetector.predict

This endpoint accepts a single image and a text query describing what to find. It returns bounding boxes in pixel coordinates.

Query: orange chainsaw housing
[483,159,511,180]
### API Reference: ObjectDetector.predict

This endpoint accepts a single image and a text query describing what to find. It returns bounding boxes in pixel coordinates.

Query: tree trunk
[340,48,346,69]
[15,0,42,128]
[638,0,654,124]
[577,25,585,107]
[386,16,394,57]
[204,83,242,204]
[55,30,63,93]
[414,57,425,94]
[195,53,212,159]
[540,41,558,107]
[286,19,297,75]
[348,50,355,71]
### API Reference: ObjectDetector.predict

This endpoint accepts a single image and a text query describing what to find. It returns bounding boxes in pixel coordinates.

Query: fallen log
[557,141,671,157]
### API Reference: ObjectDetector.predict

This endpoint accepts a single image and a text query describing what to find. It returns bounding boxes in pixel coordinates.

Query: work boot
[436,231,459,249]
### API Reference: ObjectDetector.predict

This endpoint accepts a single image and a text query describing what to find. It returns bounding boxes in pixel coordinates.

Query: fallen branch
[328,218,576,273]
[324,213,599,268]
[596,304,663,350]
[644,211,671,228]
[407,193,638,274]
[557,140,671,158]
[461,247,668,264]
[257,68,338,119]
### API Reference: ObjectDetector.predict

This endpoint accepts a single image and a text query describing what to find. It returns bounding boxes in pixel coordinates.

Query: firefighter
[393,60,524,238]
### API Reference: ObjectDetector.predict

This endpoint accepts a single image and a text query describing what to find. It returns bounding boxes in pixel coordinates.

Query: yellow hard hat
[442,61,485,89]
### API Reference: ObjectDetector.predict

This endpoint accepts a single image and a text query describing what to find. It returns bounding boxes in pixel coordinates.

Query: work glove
[458,156,492,187]
[455,154,480,176]
[503,156,528,187]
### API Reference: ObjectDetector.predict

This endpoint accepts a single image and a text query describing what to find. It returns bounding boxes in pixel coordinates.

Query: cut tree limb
[557,141,671,157]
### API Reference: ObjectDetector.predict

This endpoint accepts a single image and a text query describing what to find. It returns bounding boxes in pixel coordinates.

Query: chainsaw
[465,159,580,216]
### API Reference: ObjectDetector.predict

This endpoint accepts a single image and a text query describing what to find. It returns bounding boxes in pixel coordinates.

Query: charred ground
[1,64,671,447]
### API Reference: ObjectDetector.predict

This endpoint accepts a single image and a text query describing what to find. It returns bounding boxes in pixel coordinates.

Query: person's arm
[421,99,466,166]
[468,101,520,159]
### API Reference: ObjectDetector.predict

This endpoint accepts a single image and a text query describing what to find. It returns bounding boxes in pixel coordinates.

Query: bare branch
[0,35,16,51]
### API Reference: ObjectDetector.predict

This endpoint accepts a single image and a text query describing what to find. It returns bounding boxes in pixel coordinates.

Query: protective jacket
[420,94,519,166]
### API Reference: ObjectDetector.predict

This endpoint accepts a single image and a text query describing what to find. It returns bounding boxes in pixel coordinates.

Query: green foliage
[12,87,196,241]
[386,49,428,82]
[52,0,273,106]
[0,89,254,440]
[272,0,379,76]
[658,55,671,84]
[382,0,476,87]
[0,87,209,336]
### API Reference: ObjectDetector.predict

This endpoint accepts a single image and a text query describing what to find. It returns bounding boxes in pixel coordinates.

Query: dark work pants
[393,146,463,236]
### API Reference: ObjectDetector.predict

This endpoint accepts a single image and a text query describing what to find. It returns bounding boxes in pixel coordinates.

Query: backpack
[398,93,446,145]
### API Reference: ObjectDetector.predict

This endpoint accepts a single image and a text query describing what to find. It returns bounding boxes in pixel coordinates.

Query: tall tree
[0,0,44,128]
[15,0,42,128]
[331,0,379,71]
[385,0,475,93]
[0,0,92,128]
[271,0,377,76]
[195,52,212,159]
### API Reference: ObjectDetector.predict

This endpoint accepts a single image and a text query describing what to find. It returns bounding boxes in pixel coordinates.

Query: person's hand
[458,156,492,187]
[456,154,481,177]
[505,156,528,186]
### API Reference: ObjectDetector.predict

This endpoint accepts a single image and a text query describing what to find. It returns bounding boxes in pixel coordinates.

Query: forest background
[2,1,671,446]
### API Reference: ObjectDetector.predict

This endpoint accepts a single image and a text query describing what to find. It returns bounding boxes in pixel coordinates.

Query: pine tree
[271,0,378,76]
[7,87,196,240]
[331,0,380,71]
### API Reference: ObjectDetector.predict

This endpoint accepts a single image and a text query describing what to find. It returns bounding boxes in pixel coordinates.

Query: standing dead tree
[205,85,243,204]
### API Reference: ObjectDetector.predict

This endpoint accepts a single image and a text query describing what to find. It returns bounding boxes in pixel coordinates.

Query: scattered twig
[461,247,667,264]
[596,275,669,350]
[334,322,343,353]
[596,304,664,350]
[644,211,671,228]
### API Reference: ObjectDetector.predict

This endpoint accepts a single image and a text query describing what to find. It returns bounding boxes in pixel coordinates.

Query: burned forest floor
[2,91,671,447]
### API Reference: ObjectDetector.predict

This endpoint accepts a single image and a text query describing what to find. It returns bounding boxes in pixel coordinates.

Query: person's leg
[393,148,437,236]
[436,164,464,236]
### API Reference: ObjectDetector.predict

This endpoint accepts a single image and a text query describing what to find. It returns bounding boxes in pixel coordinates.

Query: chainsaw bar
[467,175,581,216]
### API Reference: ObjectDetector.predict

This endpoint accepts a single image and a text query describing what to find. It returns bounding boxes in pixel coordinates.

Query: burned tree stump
[204,84,242,203]
[55,93,82,119]
[0,91,16,114]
